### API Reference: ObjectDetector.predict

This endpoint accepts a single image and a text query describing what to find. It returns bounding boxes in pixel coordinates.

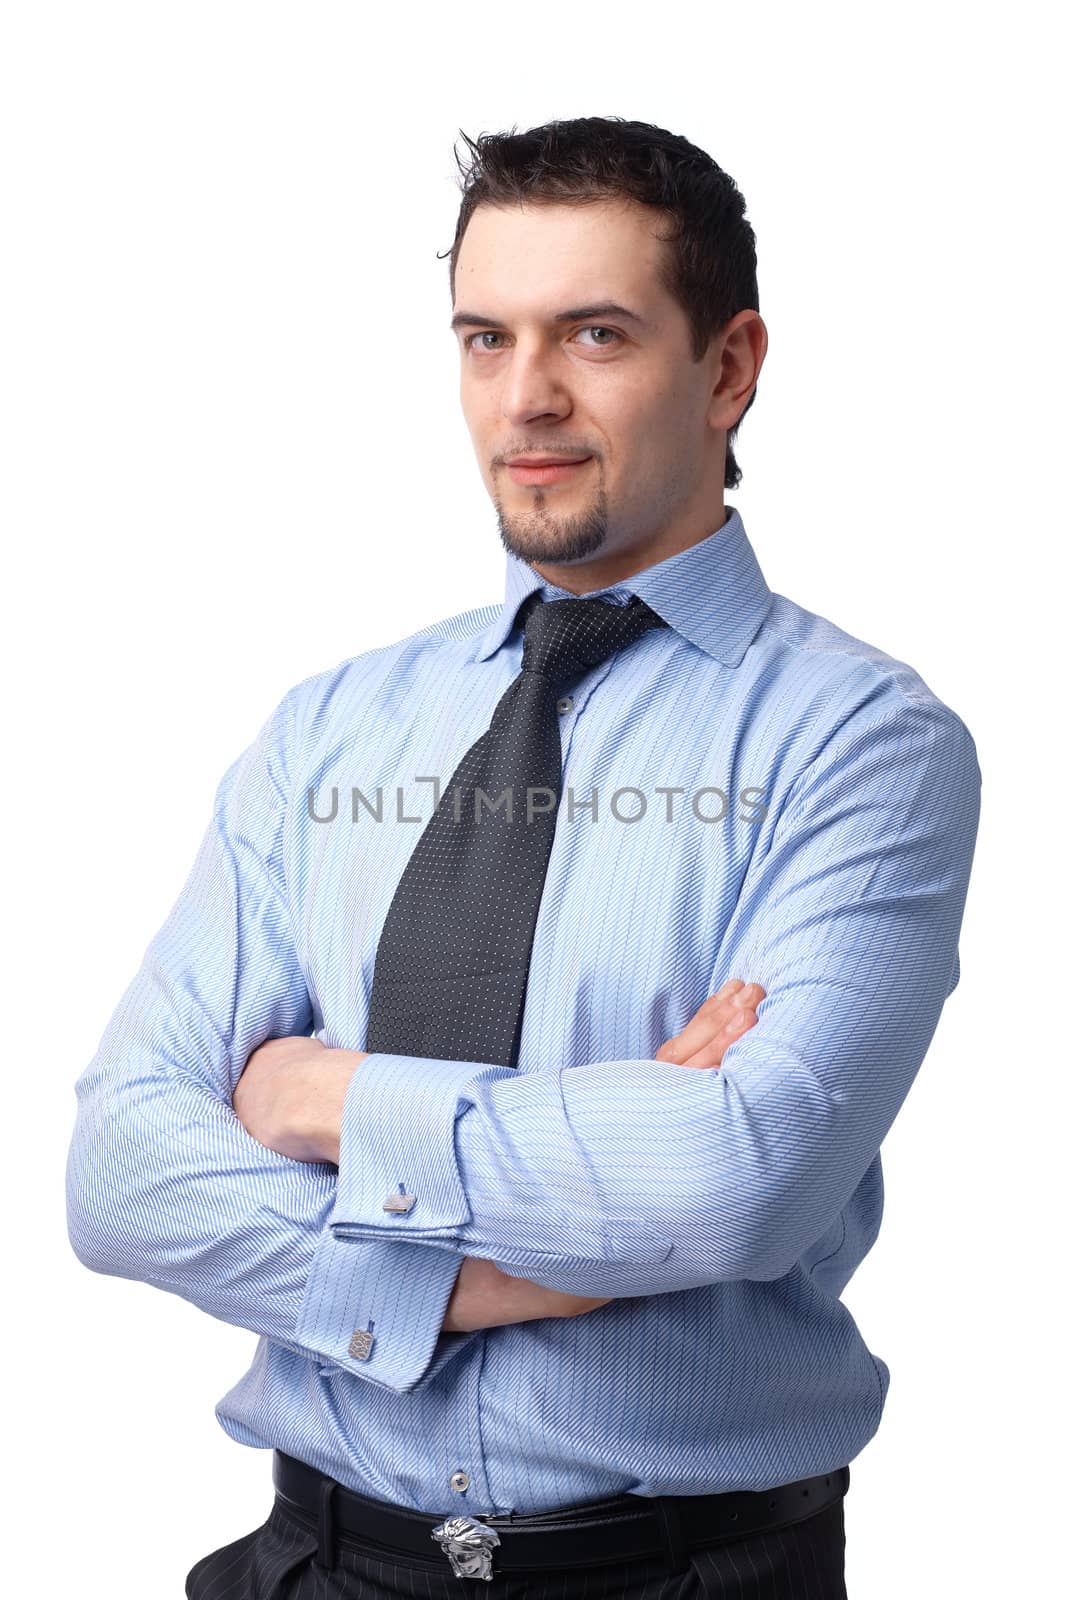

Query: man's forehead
[454,201,668,321]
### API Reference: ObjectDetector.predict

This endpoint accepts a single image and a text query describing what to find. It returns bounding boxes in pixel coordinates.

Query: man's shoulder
[757,590,974,740]
[749,592,980,804]
[748,593,981,846]
[271,599,501,744]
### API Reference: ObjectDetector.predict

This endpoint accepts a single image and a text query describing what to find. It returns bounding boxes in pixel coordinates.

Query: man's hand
[442,977,766,1333]
[232,1036,367,1164]
[654,978,766,1069]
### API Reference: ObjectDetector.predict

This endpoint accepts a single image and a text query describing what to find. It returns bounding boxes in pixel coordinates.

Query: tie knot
[518,591,667,686]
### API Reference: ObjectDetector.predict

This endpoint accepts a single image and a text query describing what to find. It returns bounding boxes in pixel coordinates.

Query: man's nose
[501,345,572,427]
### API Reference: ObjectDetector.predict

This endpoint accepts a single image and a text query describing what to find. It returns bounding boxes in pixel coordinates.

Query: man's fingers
[656,981,766,1066]
[681,1008,758,1069]
[654,982,743,1060]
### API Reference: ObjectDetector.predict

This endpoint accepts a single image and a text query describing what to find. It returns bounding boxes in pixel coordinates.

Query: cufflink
[383,1188,417,1214]
[348,1324,375,1360]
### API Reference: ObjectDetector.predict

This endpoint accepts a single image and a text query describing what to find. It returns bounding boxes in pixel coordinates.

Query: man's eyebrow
[450,301,647,333]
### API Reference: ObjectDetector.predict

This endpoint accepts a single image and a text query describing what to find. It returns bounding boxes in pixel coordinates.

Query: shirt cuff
[329,1050,513,1242]
[294,1227,479,1391]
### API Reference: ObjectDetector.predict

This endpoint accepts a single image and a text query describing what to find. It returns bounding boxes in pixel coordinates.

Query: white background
[3,3,1063,1595]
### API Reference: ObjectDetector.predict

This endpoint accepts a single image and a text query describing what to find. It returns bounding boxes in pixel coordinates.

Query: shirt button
[557,696,573,714]
[450,1470,470,1492]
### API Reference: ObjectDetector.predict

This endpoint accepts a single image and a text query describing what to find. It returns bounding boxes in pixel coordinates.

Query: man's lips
[505,457,593,485]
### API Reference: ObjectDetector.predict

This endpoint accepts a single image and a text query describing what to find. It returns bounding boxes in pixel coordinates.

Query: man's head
[445,116,767,591]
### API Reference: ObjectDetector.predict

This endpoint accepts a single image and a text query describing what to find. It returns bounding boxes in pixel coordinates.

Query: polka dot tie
[365,590,668,1067]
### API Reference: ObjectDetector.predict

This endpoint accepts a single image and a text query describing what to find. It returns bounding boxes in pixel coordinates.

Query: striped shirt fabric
[66,503,981,1514]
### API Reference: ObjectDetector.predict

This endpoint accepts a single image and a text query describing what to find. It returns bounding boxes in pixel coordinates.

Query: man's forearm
[441,1255,614,1332]
[232,983,763,1339]
[70,692,479,1394]
[322,706,978,1298]
[235,982,762,1173]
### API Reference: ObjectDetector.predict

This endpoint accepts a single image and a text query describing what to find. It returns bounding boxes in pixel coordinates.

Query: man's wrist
[310,1047,366,1164]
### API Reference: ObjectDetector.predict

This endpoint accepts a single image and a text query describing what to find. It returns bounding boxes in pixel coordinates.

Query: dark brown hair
[442,116,760,490]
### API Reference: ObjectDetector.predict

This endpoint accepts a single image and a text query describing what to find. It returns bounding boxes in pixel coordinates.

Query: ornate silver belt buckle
[430,1514,503,1581]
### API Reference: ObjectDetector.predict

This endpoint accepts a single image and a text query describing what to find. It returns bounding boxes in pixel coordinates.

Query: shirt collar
[473,503,773,668]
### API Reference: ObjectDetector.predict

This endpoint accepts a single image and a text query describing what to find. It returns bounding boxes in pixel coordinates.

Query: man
[67,116,981,1600]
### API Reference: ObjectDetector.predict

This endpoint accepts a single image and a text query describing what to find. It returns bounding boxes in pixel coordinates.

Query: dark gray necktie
[365,589,667,1068]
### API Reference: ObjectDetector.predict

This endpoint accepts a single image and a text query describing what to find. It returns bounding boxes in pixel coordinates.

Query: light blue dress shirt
[67,505,981,1513]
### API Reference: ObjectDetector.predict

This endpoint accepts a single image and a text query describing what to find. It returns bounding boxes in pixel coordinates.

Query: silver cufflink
[348,1324,375,1360]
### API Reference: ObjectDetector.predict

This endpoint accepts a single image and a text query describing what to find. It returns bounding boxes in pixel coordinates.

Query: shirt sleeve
[325,699,981,1297]
[65,686,477,1392]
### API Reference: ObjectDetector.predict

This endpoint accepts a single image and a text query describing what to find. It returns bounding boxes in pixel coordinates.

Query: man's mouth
[505,457,593,486]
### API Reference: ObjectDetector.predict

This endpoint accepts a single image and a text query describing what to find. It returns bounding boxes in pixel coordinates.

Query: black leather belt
[272,1450,850,1578]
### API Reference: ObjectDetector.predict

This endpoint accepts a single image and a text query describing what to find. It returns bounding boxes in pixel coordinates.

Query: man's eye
[462,326,621,352]
[574,326,620,347]
[464,331,505,352]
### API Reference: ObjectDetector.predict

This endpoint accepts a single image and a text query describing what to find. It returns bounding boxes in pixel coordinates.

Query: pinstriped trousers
[184,1492,848,1599]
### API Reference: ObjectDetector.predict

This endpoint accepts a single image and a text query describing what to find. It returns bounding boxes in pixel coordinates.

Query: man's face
[452,197,728,586]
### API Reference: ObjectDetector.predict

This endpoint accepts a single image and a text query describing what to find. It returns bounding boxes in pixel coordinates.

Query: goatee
[495,482,610,565]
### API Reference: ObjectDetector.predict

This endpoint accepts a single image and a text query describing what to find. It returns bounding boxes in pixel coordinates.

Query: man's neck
[527,503,729,595]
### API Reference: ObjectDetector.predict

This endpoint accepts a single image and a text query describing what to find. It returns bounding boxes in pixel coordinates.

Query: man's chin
[497,518,609,567]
